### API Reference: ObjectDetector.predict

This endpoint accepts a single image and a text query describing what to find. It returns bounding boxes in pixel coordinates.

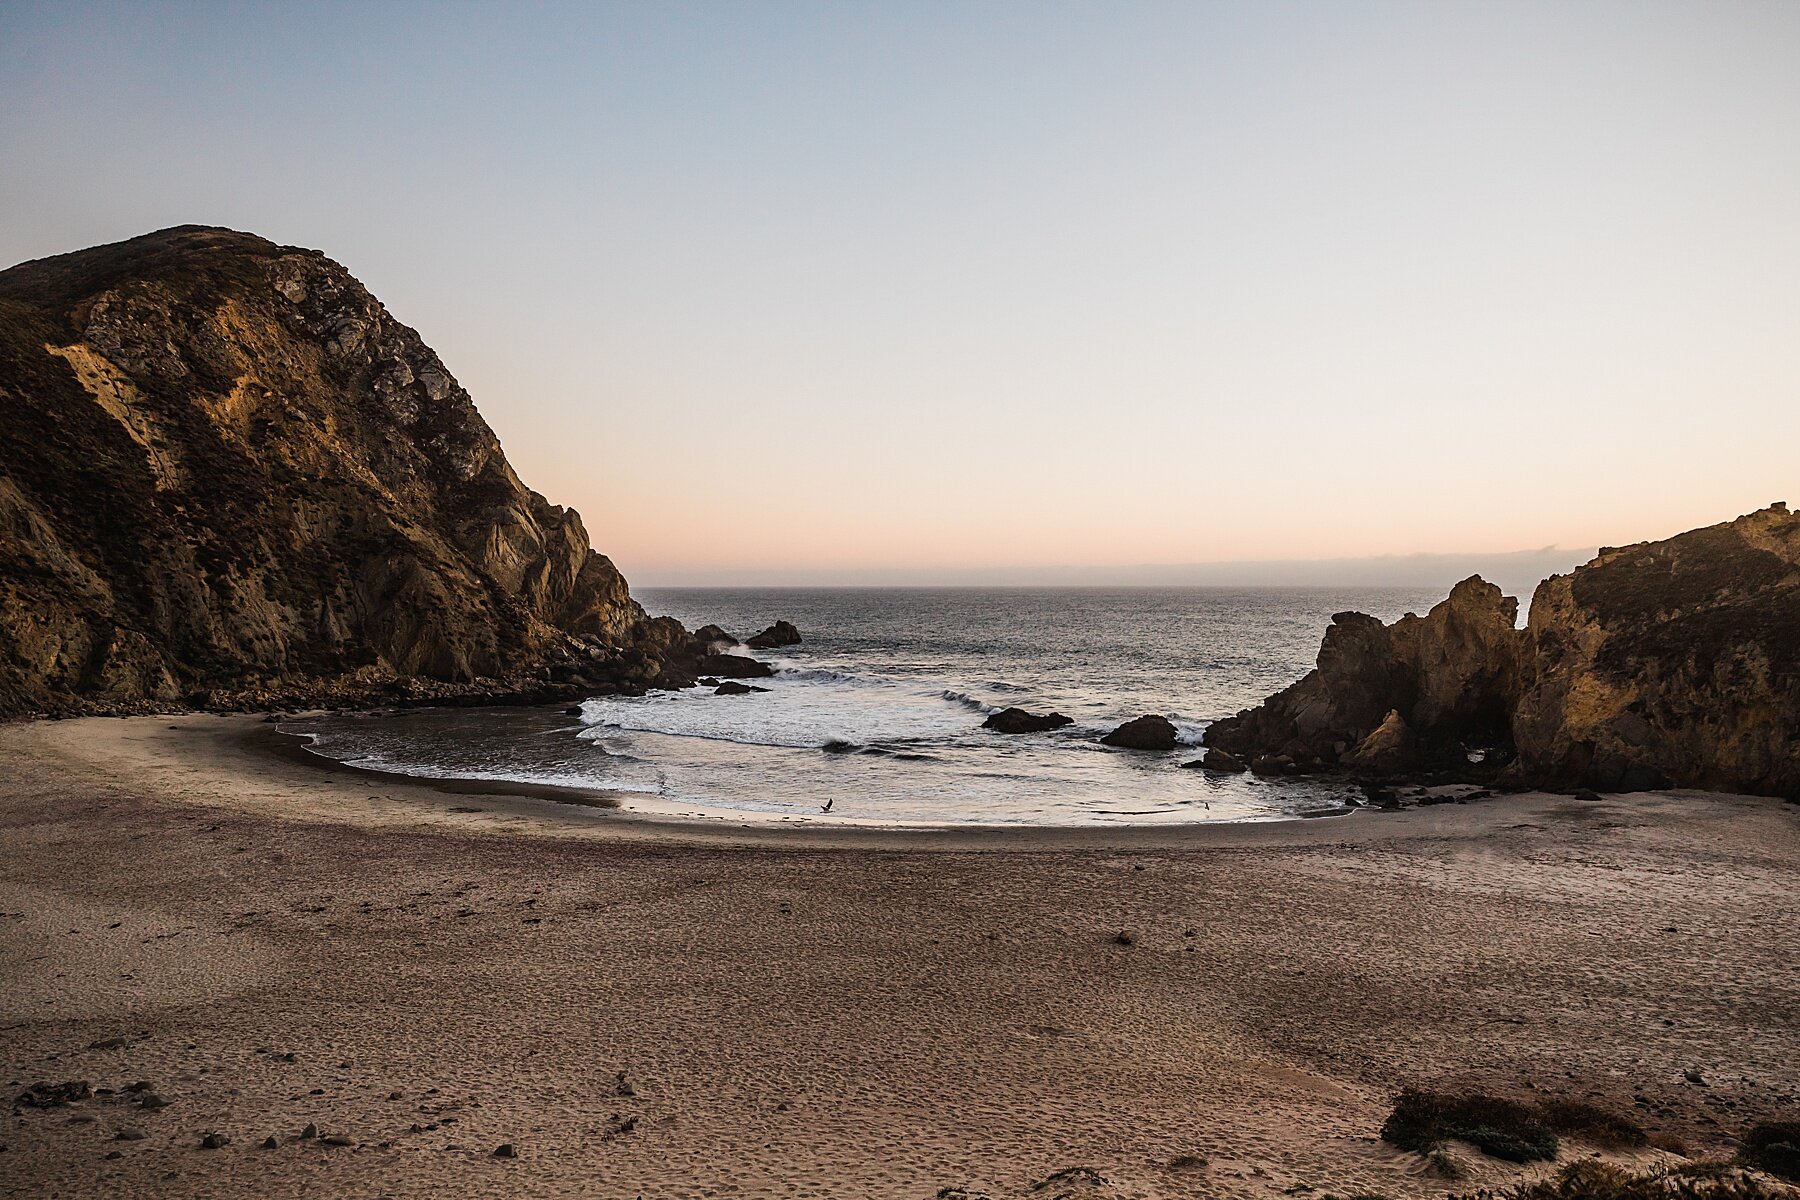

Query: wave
[940,690,1000,715]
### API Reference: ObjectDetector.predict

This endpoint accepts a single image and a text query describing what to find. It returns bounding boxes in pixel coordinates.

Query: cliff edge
[0,226,693,715]
[1204,505,1800,799]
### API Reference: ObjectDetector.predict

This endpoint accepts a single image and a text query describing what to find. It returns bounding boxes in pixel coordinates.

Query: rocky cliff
[0,226,703,716]
[1205,506,1800,798]
[1512,503,1800,796]
[1203,576,1529,775]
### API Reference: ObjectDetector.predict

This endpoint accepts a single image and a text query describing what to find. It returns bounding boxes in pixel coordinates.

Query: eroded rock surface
[1207,506,1800,798]
[1512,503,1800,796]
[1203,577,1527,774]
[0,226,718,715]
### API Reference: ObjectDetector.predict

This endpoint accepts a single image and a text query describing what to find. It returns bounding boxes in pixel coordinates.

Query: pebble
[115,1127,147,1141]
[261,1135,279,1150]
[301,1123,318,1139]
[321,1134,353,1147]
[493,1143,517,1158]
[200,1132,230,1149]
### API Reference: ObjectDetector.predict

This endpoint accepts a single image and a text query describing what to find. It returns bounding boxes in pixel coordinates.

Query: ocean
[288,586,1449,825]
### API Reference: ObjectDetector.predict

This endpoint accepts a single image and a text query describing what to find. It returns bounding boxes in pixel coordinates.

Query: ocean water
[289,586,1448,825]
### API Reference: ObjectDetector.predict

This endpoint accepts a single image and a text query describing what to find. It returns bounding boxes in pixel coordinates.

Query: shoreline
[15,711,1702,850]
[2,715,1796,1198]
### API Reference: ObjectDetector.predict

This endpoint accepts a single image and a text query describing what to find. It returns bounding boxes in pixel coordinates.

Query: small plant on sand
[1428,1150,1469,1180]
[1738,1121,1800,1184]
[1650,1132,1693,1157]
[1030,1166,1106,1193]
[1382,1089,1560,1163]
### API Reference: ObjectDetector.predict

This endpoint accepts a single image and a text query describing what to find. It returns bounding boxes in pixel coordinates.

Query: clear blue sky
[4,1,1797,584]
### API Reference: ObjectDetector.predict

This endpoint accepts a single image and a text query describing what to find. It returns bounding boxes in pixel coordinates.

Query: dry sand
[1,714,1796,1199]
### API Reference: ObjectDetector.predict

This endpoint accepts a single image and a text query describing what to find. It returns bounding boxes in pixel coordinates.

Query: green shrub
[1739,1122,1800,1184]
[1538,1100,1649,1149]
[1381,1089,1559,1163]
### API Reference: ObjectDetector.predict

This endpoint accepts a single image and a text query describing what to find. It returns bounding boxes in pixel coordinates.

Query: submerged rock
[713,681,768,695]
[745,620,801,649]
[1100,715,1178,751]
[982,707,1074,734]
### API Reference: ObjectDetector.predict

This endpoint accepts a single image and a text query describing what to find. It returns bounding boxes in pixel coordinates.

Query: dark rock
[261,1135,279,1149]
[320,1134,353,1146]
[1205,577,1526,777]
[1249,753,1295,776]
[1572,788,1603,802]
[696,653,774,679]
[561,706,582,716]
[300,1122,318,1139]
[494,1142,517,1158]
[1113,929,1136,946]
[1182,748,1246,773]
[115,1127,147,1141]
[691,624,739,648]
[200,1131,230,1149]
[713,681,768,696]
[19,1081,91,1107]
[982,707,1074,734]
[1100,715,1178,751]
[745,620,801,650]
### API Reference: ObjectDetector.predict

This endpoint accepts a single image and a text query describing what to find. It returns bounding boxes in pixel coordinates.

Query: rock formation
[0,226,735,716]
[1101,715,1178,751]
[1207,506,1800,798]
[1203,576,1528,775]
[746,620,801,650]
[1512,503,1800,796]
[981,707,1074,734]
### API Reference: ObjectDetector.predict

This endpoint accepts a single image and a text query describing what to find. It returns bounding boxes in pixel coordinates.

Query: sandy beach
[1,714,1796,1199]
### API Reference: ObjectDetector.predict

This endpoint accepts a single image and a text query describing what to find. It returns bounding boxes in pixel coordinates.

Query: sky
[3,1,1797,586]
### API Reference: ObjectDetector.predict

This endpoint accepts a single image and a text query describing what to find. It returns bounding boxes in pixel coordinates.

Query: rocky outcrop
[1101,715,1178,751]
[0,226,728,716]
[1204,576,1528,774]
[1512,503,1800,796]
[1209,506,1800,799]
[982,707,1074,734]
[692,624,739,649]
[746,620,801,650]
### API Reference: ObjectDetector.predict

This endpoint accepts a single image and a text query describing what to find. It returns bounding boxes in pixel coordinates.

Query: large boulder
[1101,714,1178,751]
[745,620,801,650]
[1204,576,1527,775]
[1511,503,1800,796]
[982,707,1074,734]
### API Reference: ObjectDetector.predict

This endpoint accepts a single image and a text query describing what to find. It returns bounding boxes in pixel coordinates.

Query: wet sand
[1,714,1796,1198]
